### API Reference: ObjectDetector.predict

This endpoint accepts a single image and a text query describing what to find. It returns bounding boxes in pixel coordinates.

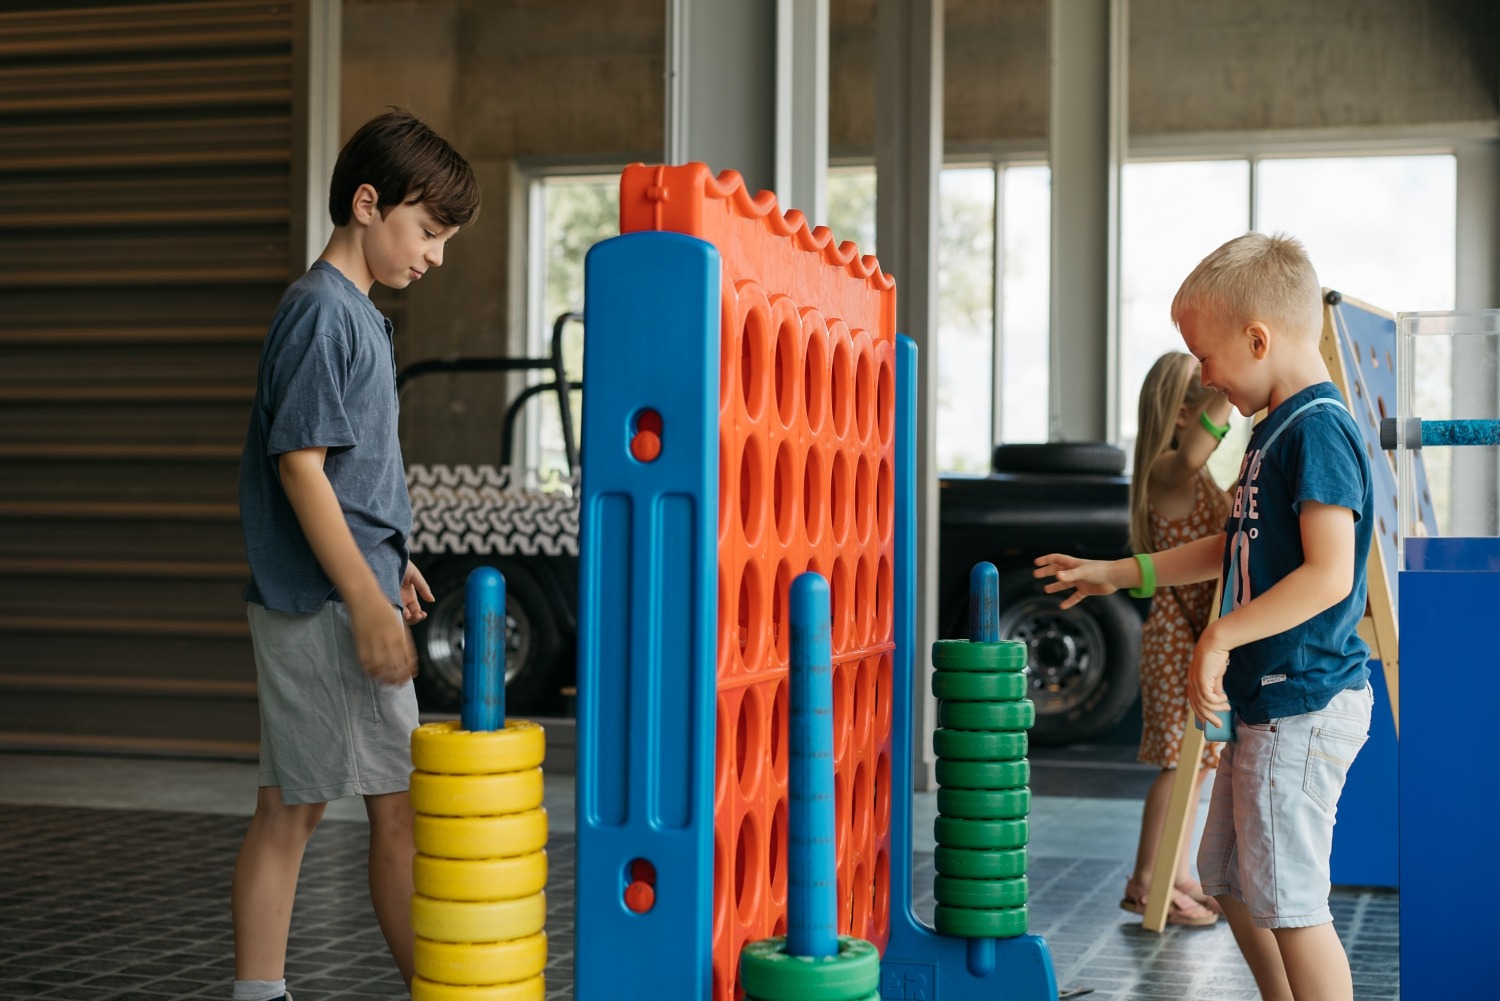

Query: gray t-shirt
[239,261,411,612]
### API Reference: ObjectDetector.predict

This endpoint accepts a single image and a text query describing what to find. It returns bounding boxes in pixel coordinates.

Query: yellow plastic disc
[411,768,545,817]
[413,851,548,902]
[414,932,547,986]
[411,720,546,775]
[415,808,549,860]
[411,975,544,1001]
[411,892,547,943]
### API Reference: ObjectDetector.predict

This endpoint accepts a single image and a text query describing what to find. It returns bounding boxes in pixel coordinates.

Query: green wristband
[1199,410,1230,442]
[1128,553,1156,598]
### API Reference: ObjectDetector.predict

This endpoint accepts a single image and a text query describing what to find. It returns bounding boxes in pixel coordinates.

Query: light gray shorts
[1197,684,1373,929]
[247,601,419,805]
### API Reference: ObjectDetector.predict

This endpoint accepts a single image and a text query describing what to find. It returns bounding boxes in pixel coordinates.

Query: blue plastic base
[1328,660,1397,888]
[1398,568,1500,996]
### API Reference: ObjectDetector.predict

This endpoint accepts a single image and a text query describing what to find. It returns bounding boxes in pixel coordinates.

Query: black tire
[943,566,1139,745]
[411,556,565,716]
[991,442,1125,476]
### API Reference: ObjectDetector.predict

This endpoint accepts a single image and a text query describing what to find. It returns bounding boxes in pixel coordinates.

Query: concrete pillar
[875,0,942,789]
[1048,0,1126,442]
[291,0,340,271]
[1450,141,1500,536]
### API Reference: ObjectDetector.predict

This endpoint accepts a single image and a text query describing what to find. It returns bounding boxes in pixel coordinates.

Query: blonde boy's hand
[1188,624,1232,729]
[349,592,418,685]
[1032,554,1125,609]
[401,561,434,624]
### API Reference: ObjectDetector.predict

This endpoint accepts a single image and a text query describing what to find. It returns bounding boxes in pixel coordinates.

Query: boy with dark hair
[232,108,479,1001]
[1036,232,1374,1001]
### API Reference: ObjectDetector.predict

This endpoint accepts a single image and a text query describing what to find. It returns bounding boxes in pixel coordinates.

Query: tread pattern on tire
[408,464,580,558]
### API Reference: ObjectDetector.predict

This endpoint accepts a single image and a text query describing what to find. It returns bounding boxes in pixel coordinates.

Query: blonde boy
[1035,232,1374,1001]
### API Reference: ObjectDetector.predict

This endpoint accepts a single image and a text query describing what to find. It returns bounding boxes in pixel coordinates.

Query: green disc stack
[739,935,880,1001]
[929,638,1034,939]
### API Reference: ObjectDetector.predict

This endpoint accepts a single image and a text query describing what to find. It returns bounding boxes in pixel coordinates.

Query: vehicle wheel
[991,442,1125,476]
[412,557,565,716]
[981,567,1140,744]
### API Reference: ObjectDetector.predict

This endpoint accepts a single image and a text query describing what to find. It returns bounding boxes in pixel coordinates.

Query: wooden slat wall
[0,0,297,757]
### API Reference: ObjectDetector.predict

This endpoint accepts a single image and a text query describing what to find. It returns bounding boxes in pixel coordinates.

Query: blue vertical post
[461,566,506,733]
[787,571,838,959]
[968,562,1000,643]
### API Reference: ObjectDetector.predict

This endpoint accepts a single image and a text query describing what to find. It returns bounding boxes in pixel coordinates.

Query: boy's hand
[401,561,434,624]
[1033,554,1125,609]
[349,592,418,685]
[1188,624,1232,729]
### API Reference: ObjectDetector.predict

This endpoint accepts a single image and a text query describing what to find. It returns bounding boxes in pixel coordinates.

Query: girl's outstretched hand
[1032,553,1123,609]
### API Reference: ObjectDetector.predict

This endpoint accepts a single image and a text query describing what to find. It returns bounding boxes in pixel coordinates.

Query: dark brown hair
[327,109,480,228]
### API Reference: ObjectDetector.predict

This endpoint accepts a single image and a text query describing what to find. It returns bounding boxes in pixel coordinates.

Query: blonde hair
[1130,352,1229,552]
[1170,232,1323,343]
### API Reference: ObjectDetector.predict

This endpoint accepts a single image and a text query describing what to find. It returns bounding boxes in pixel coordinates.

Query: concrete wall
[343,0,1498,463]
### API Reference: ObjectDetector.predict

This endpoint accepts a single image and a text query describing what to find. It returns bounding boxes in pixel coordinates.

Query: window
[526,173,619,485]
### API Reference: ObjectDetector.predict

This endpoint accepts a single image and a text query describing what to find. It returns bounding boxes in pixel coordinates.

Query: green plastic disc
[933,846,1028,880]
[933,815,1029,851]
[738,935,880,1001]
[931,640,1028,673]
[932,728,1028,762]
[933,904,1029,939]
[937,786,1032,820]
[934,875,1029,909]
[934,758,1030,790]
[931,669,1029,702]
[938,700,1036,732]
[748,994,880,1001]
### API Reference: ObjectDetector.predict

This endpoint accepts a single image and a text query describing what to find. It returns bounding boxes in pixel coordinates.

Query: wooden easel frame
[1141,293,1401,932]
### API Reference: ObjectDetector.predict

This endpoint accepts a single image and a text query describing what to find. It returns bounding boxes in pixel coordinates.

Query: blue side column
[880,335,1057,1000]
[576,231,721,1000]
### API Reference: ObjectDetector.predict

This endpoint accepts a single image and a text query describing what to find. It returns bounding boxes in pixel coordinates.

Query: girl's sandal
[1176,880,1224,915]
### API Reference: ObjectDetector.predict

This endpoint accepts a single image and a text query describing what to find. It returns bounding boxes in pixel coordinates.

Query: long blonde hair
[1130,352,1229,553]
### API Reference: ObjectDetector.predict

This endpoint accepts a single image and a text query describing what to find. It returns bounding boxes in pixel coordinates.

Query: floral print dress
[1137,473,1226,770]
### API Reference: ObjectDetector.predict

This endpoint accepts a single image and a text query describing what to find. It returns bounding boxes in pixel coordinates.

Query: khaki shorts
[247,601,419,805]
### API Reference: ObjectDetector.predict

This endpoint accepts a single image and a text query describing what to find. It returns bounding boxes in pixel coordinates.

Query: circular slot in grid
[874,652,893,738]
[803,312,828,436]
[855,454,874,546]
[877,350,895,448]
[737,558,767,672]
[874,749,892,841]
[851,759,873,849]
[772,304,801,428]
[848,858,871,937]
[830,323,854,439]
[874,557,892,644]
[740,291,771,423]
[855,335,875,444]
[719,282,737,411]
[833,767,849,862]
[718,432,732,544]
[771,677,789,778]
[769,793,789,904]
[876,458,894,546]
[735,684,768,798]
[738,435,767,548]
[854,555,874,649]
[772,558,792,663]
[734,810,766,924]
[873,847,892,941]
[802,444,827,546]
[850,655,875,754]
[831,661,853,764]
[830,450,851,546]
[830,555,852,652]
[773,440,796,547]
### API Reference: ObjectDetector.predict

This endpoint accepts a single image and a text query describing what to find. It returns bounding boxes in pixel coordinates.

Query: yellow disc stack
[409,719,549,1001]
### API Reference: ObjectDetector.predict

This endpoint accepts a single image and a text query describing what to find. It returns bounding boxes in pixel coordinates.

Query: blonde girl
[1119,351,1233,926]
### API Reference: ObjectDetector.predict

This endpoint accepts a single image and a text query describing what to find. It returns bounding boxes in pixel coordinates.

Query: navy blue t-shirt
[1221,382,1373,723]
[239,261,411,612]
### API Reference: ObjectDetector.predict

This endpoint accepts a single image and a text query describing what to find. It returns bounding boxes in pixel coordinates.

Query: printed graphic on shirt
[1228,447,1262,611]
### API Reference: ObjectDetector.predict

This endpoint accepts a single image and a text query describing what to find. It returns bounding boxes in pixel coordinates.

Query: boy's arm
[278,446,417,684]
[1187,500,1356,724]
[1034,532,1224,610]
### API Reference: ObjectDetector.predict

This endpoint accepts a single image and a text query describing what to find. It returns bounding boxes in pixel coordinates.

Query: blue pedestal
[1328,660,1397,888]
[1399,545,1500,997]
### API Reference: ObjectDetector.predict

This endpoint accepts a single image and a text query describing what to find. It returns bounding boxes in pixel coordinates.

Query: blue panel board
[1405,535,1500,572]
[1329,300,1440,614]
[1399,569,1500,997]
[1327,659,1397,888]
[880,336,1057,1001]
[576,231,720,1000]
